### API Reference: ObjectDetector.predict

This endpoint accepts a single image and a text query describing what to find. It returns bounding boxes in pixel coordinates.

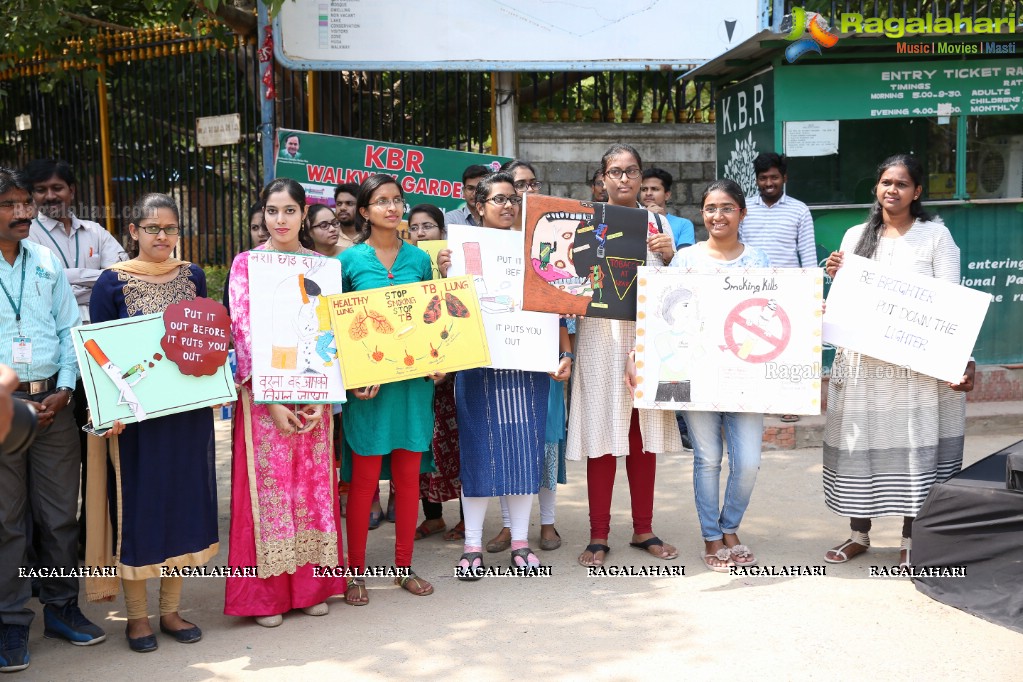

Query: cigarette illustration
[84,339,147,421]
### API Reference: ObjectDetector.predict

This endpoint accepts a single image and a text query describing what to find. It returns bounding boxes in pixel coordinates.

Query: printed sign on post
[248,252,347,404]
[822,253,989,383]
[447,225,559,372]
[328,276,491,388]
[634,266,824,414]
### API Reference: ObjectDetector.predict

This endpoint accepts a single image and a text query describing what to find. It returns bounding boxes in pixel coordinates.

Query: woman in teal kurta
[340,174,438,604]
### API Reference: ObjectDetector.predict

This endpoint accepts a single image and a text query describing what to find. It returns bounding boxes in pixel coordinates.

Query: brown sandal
[395,571,434,596]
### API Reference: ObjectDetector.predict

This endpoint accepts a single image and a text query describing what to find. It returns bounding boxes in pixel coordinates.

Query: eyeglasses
[702,206,739,216]
[604,167,641,180]
[462,184,479,197]
[311,220,341,230]
[138,225,181,235]
[370,197,407,210]
[512,180,542,192]
[0,200,34,211]
[485,195,523,207]
[408,222,439,233]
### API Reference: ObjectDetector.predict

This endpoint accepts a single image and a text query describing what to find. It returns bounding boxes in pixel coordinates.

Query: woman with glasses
[339,175,439,603]
[569,143,681,569]
[500,159,543,196]
[484,165,571,555]
[627,179,770,572]
[450,171,572,578]
[392,204,465,542]
[224,178,346,628]
[89,193,218,650]
[304,204,342,258]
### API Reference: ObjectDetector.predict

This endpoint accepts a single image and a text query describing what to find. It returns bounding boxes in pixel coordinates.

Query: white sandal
[824,530,870,563]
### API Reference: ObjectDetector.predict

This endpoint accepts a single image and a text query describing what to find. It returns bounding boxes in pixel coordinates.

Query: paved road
[21,420,1023,681]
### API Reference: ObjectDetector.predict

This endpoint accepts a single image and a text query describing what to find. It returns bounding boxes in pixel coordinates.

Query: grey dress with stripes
[823,219,966,517]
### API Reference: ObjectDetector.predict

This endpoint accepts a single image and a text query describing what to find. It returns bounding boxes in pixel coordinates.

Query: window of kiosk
[965,114,1023,200]
[783,117,957,205]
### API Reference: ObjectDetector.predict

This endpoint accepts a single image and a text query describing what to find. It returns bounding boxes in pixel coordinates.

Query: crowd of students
[0,146,976,672]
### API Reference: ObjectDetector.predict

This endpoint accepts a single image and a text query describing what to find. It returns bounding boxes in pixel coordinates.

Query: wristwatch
[559,352,575,361]
[57,387,73,407]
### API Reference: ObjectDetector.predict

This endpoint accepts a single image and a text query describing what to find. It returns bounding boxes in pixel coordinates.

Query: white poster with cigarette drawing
[634,266,823,414]
[822,253,989,383]
[248,251,347,403]
[447,224,559,372]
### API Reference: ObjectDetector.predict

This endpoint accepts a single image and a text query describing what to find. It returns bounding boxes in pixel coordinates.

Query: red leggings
[586,409,656,539]
[345,449,421,571]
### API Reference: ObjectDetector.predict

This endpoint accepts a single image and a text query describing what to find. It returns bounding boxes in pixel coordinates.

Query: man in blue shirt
[443,164,490,228]
[0,167,104,674]
[739,152,817,423]
[641,168,695,250]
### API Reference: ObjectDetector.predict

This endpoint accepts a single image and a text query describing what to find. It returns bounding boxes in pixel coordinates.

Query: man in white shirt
[24,159,128,553]
[25,159,127,326]
[739,152,817,423]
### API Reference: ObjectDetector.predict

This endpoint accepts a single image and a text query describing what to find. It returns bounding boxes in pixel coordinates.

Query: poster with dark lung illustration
[522,194,652,320]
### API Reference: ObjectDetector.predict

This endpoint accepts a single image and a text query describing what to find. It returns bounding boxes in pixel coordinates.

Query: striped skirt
[456,367,550,497]
[823,349,965,517]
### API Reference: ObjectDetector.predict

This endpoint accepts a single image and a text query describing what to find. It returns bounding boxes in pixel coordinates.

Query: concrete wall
[516,122,716,233]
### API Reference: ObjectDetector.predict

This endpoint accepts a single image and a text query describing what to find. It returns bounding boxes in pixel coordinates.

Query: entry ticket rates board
[777,59,1023,120]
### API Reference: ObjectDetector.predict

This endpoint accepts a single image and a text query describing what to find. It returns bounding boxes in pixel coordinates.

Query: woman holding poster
[626,179,771,573]
[340,175,438,603]
[89,193,217,651]
[224,178,346,627]
[567,144,682,568]
[403,204,465,542]
[823,154,975,568]
[449,172,572,578]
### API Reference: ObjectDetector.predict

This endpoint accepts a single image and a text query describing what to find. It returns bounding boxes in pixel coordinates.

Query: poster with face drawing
[248,251,347,403]
[521,194,653,320]
[634,266,823,414]
[447,225,559,372]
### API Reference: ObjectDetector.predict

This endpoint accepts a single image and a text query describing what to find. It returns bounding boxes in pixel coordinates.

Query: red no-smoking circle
[722,298,791,364]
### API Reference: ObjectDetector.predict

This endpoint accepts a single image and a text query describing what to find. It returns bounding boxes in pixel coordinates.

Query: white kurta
[566,213,683,459]
[823,218,966,517]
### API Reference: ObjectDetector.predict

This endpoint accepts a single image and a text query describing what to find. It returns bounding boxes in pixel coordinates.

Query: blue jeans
[683,411,763,541]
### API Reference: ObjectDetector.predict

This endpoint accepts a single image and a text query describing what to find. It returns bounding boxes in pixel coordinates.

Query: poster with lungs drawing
[447,224,559,372]
[633,266,823,415]
[248,251,347,403]
[521,194,653,321]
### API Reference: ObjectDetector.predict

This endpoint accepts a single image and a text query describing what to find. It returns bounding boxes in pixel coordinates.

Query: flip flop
[702,547,734,573]
[455,552,485,581]
[578,543,610,567]
[414,521,446,540]
[629,536,679,561]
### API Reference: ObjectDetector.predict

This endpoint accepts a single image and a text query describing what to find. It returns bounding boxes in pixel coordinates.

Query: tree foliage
[1,0,289,65]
